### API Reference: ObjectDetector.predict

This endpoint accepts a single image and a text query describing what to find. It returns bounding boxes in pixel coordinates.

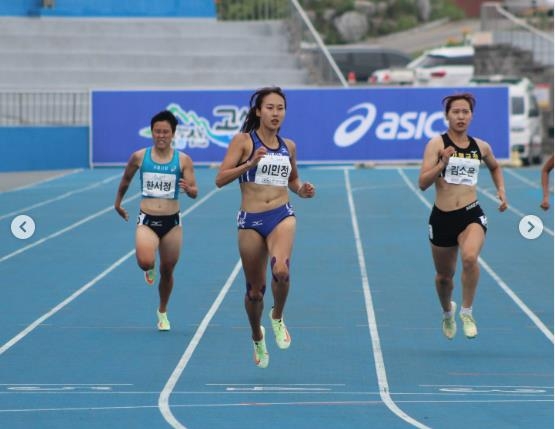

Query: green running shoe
[269,308,291,349]
[442,301,457,340]
[253,326,269,368]
[157,310,171,331]
[460,312,478,339]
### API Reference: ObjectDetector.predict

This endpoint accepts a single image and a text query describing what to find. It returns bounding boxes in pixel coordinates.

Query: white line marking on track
[479,257,554,343]
[0,169,83,193]
[0,173,121,221]
[398,168,554,344]
[421,384,553,389]
[0,383,133,385]
[505,168,541,188]
[206,383,346,386]
[0,252,133,356]
[1,389,551,397]
[158,259,242,429]
[0,192,141,263]
[225,386,333,392]
[2,398,551,414]
[344,169,431,429]
[0,189,220,355]
[477,186,553,236]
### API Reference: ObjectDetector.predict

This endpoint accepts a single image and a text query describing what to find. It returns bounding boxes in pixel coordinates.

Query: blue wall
[0,0,216,17]
[0,127,89,172]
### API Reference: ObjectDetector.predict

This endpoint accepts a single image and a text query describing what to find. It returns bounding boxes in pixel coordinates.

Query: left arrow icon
[11,215,36,240]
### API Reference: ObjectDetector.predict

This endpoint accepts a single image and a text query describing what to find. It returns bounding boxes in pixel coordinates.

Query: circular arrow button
[519,215,543,240]
[10,215,36,240]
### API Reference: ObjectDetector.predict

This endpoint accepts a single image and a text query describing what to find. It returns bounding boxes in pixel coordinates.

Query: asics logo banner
[334,102,445,147]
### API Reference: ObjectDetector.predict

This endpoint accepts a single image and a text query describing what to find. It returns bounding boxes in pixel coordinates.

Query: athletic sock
[460,306,472,315]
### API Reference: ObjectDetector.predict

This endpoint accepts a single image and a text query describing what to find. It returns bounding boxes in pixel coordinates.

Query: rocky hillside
[300,0,465,44]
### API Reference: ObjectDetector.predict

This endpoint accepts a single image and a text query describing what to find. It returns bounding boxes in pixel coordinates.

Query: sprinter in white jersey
[418,93,508,341]
[114,110,198,331]
[215,87,315,368]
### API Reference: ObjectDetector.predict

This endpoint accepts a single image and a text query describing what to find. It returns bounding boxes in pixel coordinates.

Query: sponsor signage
[91,87,509,165]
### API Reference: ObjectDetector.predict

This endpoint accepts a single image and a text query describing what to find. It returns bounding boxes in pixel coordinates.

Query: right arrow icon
[519,215,543,240]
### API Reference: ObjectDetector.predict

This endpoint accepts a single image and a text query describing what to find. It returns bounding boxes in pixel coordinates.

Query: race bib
[254,154,291,187]
[444,157,480,186]
[142,172,177,198]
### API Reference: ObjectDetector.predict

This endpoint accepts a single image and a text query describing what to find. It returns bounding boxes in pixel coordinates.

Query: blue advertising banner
[91,87,509,166]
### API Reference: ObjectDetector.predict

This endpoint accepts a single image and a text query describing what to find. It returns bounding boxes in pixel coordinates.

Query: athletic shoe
[157,310,171,331]
[460,312,478,339]
[253,326,269,368]
[442,301,457,340]
[269,308,291,349]
[144,267,156,286]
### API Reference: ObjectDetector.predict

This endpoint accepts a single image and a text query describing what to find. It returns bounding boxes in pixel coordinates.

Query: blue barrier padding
[0,127,89,172]
[0,0,216,17]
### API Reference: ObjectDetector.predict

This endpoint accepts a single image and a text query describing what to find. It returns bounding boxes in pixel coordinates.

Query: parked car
[471,75,543,165]
[369,45,475,87]
[325,45,412,83]
[412,46,474,86]
[503,0,554,15]
[368,66,415,85]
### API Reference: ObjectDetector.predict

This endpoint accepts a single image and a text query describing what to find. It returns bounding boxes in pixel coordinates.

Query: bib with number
[238,131,292,187]
[440,133,482,187]
[142,171,178,198]
[254,154,291,186]
[140,147,181,199]
[443,157,480,186]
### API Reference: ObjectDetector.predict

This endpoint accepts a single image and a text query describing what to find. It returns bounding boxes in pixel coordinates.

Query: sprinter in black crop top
[418,93,507,341]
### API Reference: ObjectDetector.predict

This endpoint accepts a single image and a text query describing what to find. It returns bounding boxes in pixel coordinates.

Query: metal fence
[0,91,89,126]
[481,2,554,66]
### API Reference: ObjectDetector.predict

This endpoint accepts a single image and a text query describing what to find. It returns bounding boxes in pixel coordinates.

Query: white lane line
[0,189,220,356]
[477,186,553,236]
[397,168,554,344]
[1,388,551,396]
[158,259,242,429]
[0,252,133,356]
[206,383,346,386]
[0,169,83,193]
[0,192,141,263]
[0,173,121,221]
[344,169,431,429]
[1,397,552,414]
[505,168,541,188]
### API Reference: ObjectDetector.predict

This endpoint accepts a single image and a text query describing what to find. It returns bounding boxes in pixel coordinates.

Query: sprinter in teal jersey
[114,110,198,331]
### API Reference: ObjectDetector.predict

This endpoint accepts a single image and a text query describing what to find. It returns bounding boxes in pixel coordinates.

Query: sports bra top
[238,131,292,187]
[441,133,482,186]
